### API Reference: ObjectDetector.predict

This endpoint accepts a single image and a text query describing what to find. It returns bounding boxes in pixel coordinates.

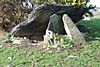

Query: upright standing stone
[44,14,65,44]
[62,14,86,45]
[46,14,65,34]
[10,4,93,37]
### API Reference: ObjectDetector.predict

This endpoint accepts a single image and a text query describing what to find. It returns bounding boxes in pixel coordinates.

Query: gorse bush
[32,0,90,7]
[65,0,89,7]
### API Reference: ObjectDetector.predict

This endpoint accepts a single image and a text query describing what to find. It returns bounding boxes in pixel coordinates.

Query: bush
[0,0,31,31]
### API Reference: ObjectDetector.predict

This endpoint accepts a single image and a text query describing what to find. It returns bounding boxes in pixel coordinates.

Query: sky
[87,0,100,7]
[87,0,100,12]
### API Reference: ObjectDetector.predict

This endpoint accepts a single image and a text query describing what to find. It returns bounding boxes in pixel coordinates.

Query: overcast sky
[88,0,100,7]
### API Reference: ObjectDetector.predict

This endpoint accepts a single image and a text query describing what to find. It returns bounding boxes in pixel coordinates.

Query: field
[0,18,100,67]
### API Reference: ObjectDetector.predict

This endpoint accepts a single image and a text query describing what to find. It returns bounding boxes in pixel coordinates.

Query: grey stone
[10,4,93,38]
[12,38,31,45]
[7,64,13,67]
[68,55,79,58]
[44,30,53,44]
[62,14,86,45]
[44,14,65,44]
[46,14,65,34]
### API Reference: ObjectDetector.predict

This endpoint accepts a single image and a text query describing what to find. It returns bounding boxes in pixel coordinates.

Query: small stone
[24,37,27,39]
[32,43,37,46]
[68,55,79,58]
[51,45,58,48]
[7,57,12,60]
[95,37,100,40]
[7,64,13,67]
[44,34,53,44]
[0,45,3,48]
[46,47,50,50]
[48,50,52,53]
[33,40,37,43]
[83,17,91,20]
[13,40,22,44]
[57,47,61,52]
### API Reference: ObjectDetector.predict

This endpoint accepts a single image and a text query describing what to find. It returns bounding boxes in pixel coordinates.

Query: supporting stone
[10,4,93,37]
[46,14,65,34]
[44,14,65,44]
[62,14,86,45]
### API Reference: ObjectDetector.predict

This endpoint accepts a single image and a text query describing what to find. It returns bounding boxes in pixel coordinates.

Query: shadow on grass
[80,18,100,41]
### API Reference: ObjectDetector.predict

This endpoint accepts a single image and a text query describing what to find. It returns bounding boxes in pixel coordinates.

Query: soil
[0,30,83,53]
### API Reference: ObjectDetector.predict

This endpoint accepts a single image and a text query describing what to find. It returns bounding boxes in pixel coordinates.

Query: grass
[81,18,100,38]
[0,18,100,67]
[0,41,100,67]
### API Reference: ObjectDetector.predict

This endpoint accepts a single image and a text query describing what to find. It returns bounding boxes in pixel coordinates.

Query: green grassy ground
[81,18,100,39]
[0,41,100,67]
[0,18,100,67]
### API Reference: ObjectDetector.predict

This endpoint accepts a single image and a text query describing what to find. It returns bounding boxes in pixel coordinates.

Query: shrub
[0,0,31,31]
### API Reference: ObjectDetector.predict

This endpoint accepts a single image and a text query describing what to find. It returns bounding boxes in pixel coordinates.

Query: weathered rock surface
[62,14,86,45]
[44,14,65,43]
[10,4,93,38]
[46,14,65,34]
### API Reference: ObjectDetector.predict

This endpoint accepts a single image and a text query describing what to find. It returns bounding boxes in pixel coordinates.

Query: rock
[68,55,79,58]
[95,37,100,40]
[22,0,33,11]
[0,45,3,48]
[7,57,12,61]
[6,64,13,67]
[32,43,37,46]
[12,40,22,44]
[83,17,91,20]
[62,14,86,45]
[10,4,93,38]
[44,30,53,44]
[12,38,31,45]
[44,14,65,44]
[46,14,65,34]
[51,45,58,48]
